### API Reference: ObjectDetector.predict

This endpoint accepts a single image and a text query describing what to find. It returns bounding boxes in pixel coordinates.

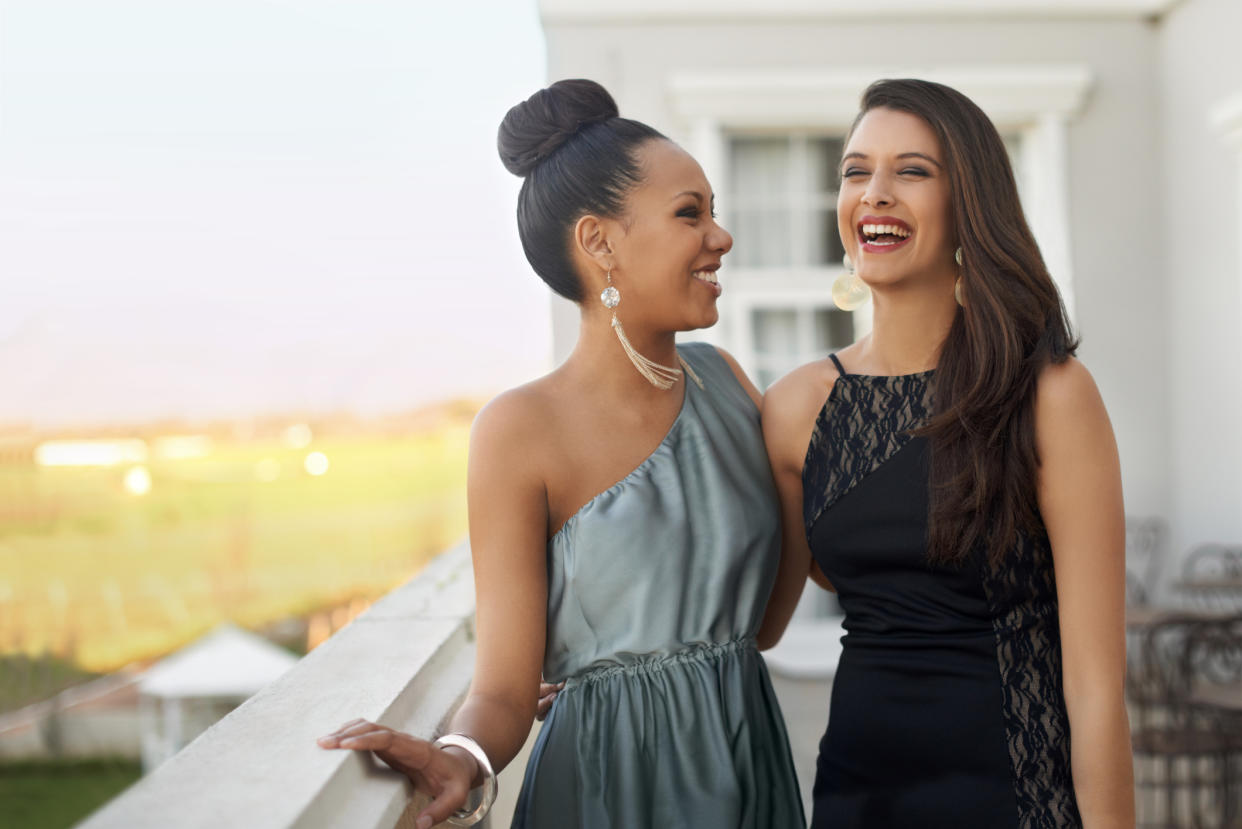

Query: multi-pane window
[751,307,854,389]
[724,133,854,388]
[721,130,1024,390]
[727,136,846,269]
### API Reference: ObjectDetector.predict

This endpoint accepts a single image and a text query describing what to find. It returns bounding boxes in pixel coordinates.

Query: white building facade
[538,0,1242,588]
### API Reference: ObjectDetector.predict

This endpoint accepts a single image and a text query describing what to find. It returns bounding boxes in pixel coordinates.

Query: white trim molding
[668,65,1093,131]
[540,0,1180,24]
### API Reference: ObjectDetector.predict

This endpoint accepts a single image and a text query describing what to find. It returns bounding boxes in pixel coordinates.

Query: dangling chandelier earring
[601,269,697,390]
[832,253,870,311]
[953,247,965,307]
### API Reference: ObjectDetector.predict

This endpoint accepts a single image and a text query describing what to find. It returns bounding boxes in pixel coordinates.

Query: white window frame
[724,132,845,270]
[716,132,856,382]
[739,294,861,390]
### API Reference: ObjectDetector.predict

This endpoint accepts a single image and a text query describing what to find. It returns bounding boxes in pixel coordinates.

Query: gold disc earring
[832,253,871,311]
[953,247,965,307]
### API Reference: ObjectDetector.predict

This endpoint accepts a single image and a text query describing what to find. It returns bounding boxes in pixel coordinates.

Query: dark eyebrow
[839,151,943,169]
[670,191,717,207]
[898,152,942,169]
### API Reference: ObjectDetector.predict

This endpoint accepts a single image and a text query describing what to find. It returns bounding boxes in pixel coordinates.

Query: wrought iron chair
[1178,544,1242,614]
[1184,615,1242,825]
[1129,613,1242,827]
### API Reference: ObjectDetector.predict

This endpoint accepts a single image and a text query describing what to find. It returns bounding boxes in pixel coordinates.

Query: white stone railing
[79,542,486,829]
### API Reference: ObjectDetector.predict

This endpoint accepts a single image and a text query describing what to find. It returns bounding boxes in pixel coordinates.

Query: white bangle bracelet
[433,733,497,826]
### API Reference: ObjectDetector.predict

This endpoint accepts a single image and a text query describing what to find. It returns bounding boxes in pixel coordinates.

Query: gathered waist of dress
[560,637,757,688]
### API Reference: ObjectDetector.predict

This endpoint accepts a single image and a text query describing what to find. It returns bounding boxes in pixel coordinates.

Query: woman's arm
[320,390,550,828]
[1035,359,1135,827]
[756,363,835,650]
[448,389,551,765]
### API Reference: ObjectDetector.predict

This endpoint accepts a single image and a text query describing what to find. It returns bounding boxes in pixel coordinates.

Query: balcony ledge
[79,542,479,829]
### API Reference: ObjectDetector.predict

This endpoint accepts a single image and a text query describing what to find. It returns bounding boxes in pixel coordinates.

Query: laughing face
[837,107,957,292]
[606,139,733,332]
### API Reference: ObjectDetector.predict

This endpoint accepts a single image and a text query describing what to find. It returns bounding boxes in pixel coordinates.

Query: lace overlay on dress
[980,534,1082,828]
[802,371,933,535]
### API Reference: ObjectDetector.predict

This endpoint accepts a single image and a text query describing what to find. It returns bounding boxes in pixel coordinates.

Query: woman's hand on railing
[535,680,564,721]
[317,719,476,829]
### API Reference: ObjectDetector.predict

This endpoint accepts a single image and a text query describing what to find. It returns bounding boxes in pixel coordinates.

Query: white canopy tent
[138,623,298,771]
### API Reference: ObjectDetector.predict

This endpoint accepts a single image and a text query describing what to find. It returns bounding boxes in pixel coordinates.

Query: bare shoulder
[1035,357,1107,423]
[469,379,559,480]
[763,359,839,471]
[1033,357,1116,466]
[765,359,837,425]
[1037,357,1099,401]
[707,345,763,409]
[473,381,546,439]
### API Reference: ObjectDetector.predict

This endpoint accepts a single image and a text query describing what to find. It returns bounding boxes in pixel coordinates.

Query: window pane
[730,207,792,268]
[808,137,845,193]
[751,308,799,357]
[813,308,855,351]
[808,209,846,266]
[730,137,790,201]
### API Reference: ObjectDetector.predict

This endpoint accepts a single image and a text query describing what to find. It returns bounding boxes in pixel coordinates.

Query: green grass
[0,759,142,829]
[0,422,471,673]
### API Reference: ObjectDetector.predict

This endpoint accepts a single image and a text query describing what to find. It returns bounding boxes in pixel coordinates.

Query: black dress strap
[828,353,848,377]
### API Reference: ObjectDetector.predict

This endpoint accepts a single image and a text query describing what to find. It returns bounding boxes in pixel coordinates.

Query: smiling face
[603,139,733,332]
[838,107,957,291]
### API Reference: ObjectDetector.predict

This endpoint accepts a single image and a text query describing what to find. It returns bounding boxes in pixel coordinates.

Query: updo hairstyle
[497,79,666,301]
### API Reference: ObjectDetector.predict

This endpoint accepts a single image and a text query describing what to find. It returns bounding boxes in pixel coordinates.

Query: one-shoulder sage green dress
[512,343,804,828]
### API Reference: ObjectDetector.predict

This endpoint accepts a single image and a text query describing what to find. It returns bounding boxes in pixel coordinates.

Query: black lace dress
[803,354,1081,829]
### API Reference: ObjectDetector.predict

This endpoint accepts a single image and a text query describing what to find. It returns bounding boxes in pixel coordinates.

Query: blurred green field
[0,758,142,829]
[0,422,471,673]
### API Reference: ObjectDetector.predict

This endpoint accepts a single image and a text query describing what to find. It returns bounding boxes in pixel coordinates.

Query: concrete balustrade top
[79,542,480,829]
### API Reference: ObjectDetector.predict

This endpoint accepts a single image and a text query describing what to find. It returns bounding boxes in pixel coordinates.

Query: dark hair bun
[498,79,619,177]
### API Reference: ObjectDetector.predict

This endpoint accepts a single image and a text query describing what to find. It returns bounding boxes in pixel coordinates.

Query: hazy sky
[0,0,551,427]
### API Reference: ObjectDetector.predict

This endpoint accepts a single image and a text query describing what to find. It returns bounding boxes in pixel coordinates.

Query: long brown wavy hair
[850,79,1078,566]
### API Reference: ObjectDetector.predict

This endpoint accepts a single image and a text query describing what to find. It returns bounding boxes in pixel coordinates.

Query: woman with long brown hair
[759,79,1135,827]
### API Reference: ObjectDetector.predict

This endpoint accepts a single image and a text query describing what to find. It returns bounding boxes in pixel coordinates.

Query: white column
[139,694,157,772]
[1210,93,1242,526]
[688,117,726,195]
[549,295,579,365]
[1023,114,1077,323]
[686,118,731,348]
[1212,94,1242,318]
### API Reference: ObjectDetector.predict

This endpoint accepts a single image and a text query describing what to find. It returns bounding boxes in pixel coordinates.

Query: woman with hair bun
[760,78,1135,827]
[319,79,804,828]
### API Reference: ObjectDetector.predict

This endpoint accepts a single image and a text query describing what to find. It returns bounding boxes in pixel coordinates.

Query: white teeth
[860,223,912,239]
[692,270,718,284]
